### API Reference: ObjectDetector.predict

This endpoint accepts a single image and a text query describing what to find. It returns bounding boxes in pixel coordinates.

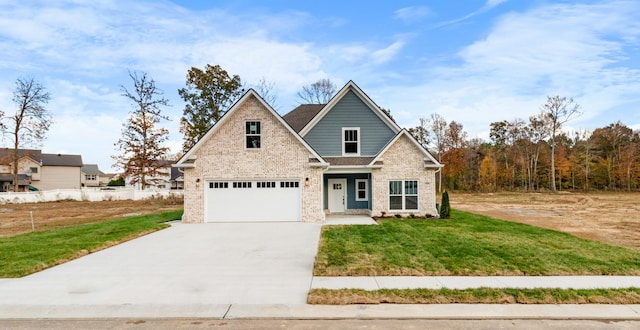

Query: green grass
[308,287,640,305]
[315,209,640,276]
[0,210,183,278]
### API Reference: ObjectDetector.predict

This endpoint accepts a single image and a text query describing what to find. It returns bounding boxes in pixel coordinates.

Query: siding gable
[304,90,396,157]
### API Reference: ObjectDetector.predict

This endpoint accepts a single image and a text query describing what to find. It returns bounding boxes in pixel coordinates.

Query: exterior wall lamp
[195,178,201,187]
[304,177,310,187]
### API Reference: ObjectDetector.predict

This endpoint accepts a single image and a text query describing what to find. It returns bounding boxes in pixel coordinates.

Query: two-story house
[0,148,83,191]
[175,81,443,223]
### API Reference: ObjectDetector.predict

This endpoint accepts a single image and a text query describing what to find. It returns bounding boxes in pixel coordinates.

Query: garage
[205,179,301,222]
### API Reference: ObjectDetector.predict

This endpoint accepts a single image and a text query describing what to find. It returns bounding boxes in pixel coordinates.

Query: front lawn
[314,209,640,276]
[0,209,183,277]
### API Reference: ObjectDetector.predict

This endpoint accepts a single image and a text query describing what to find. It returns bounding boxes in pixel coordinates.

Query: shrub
[409,213,415,219]
[394,214,403,219]
[439,190,451,219]
[107,177,125,186]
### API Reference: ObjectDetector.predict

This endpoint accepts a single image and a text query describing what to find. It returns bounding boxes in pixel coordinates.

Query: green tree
[113,71,170,190]
[1,77,52,191]
[178,64,243,151]
[107,177,125,186]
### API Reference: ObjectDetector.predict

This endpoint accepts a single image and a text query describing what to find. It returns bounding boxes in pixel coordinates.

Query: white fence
[0,188,184,204]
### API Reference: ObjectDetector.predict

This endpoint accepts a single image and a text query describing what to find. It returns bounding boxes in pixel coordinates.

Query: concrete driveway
[0,222,322,307]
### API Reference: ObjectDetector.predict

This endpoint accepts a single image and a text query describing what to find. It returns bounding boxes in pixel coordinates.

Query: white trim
[388,179,420,212]
[341,127,360,156]
[325,167,372,174]
[355,179,368,202]
[328,178,347,213]
[299,81,401,137]
[175,89,327,167]
[370,129,443,168]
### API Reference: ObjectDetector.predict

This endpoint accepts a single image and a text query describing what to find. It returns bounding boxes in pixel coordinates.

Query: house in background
[175,81,443,223]
[0,148,83,191]
[81,164,107,187]
[126,160,176,190]
[171,167,184,189]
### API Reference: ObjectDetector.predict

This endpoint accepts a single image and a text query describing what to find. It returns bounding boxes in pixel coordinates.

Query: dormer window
[342,127,360,156]
[246,121,261,149]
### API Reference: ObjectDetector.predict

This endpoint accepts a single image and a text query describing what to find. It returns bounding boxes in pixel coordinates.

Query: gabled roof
[0,173,31,184]
[282,104,325,133]
[41,153,83,167]
[298,80,401,137]
[176,89,327,167]
[370,129,443,168]
[0,148,42,165]
[82,164,106,176]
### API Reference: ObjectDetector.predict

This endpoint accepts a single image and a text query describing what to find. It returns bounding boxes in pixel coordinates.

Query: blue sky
[1,0,639,172]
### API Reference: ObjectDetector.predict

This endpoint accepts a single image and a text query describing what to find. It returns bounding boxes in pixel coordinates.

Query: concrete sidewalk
[1,303,639,320]
[312,275,640,290]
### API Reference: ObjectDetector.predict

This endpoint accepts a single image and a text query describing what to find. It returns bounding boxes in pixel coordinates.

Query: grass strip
[315,209,640,276]
[308,287,640,305]
[0,209,183,278]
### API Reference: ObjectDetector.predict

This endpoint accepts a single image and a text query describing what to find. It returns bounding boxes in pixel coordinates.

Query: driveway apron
[0,222,322,306]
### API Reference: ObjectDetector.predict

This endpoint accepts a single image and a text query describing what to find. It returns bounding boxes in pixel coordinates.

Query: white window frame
[342,127,360,156]
[245,120,261,149]
[388,180,419,211]
[355,179,368,201]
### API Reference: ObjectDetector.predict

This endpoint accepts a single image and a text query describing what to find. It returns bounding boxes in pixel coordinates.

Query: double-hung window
[342,127,360,156]
[389,180,419,211]
[246,121,261,149]
[355,179,368,201]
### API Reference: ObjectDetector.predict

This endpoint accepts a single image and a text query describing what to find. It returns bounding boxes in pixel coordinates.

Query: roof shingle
[282,104,325,132]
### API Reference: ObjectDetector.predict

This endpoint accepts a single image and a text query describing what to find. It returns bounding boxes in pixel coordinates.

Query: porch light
[305,177,310,187]
[195,178,201,187]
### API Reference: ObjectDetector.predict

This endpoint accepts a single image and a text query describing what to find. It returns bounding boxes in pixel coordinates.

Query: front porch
[323,173,372,215]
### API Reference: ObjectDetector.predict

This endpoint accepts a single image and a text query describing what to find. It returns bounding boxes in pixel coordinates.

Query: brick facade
[182,94,325,223]
[371,134,439,217]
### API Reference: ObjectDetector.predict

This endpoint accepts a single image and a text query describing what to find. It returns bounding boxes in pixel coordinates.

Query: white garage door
[205,180,301,222]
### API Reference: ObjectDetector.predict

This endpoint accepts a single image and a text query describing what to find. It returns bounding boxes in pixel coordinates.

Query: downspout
[434,167,442,216]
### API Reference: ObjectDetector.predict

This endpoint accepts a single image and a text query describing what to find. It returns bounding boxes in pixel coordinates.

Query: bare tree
[1,77,52,191]
[541,95,581,191]
[297,78,336,104]
[113,71,170,190]
[252,77,279,110]
[429,113,447,193]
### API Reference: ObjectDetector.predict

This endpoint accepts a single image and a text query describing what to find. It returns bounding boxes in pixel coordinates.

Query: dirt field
[451,192,640,250]
[0,198,183,237]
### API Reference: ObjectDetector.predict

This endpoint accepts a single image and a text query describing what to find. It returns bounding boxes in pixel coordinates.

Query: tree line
[409,99,640,192]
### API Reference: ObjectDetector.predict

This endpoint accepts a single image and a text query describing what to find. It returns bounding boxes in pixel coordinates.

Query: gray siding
[304,91,396,156]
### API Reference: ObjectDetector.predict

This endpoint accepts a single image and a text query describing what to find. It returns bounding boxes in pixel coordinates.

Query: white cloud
[394,6,432,22]
[371,40,406,65]
[375,1,640,137]
[485,0,508,9]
